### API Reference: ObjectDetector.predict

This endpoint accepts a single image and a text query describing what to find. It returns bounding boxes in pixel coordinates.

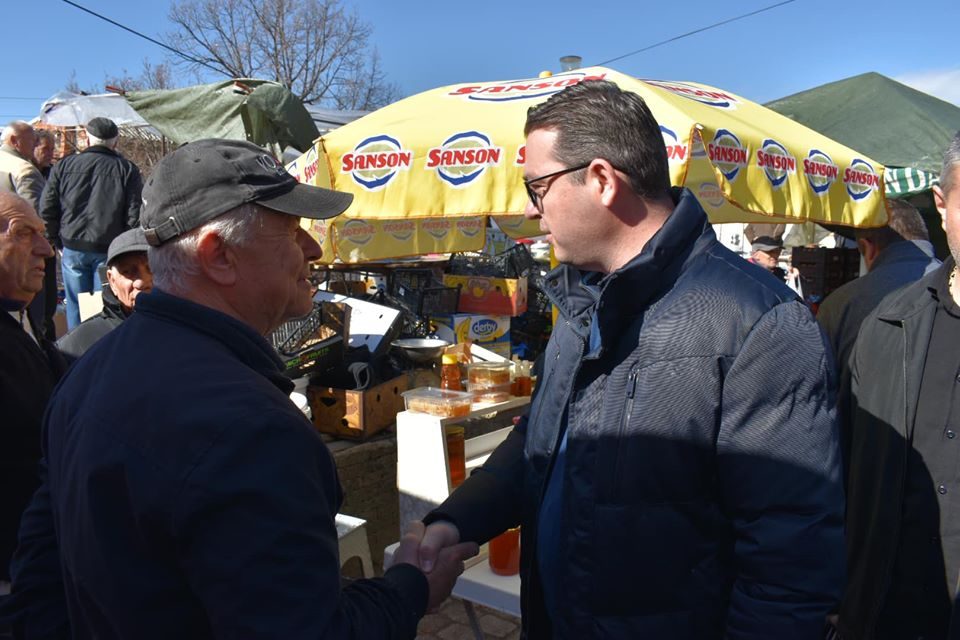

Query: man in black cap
[56,226,153,362]
[5,138,475,639]
[39,117,143,331]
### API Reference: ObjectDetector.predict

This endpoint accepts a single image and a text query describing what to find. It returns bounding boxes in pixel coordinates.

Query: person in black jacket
[838,132,960,639]
[4,139,475,639]
[0,192,65,600]
[39,117,142,331]
[418,81,845,639]
[57,226,152,363]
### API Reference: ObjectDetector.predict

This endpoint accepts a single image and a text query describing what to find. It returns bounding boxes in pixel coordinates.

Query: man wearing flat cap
[56,226,153,362]
[39,117,143,331]
[4,139,475,639]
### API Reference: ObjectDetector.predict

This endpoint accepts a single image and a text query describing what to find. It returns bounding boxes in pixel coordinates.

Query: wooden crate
[307,374,409,440]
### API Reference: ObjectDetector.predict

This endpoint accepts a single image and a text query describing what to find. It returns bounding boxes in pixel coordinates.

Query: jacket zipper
[611,365,641,502]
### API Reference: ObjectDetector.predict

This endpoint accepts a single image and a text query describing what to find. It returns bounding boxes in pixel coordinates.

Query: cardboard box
[433,313,511,359]
[443,274,528,316]
[307,374,409,441]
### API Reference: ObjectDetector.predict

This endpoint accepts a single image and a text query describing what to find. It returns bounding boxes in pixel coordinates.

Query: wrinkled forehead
[0,196,41,229]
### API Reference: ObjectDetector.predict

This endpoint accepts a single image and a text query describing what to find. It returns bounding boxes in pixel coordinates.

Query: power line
[0,97,45,101]
[594,0,796,67]
[59,0,224,76]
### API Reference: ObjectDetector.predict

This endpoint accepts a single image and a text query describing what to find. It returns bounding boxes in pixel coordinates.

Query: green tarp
[126,79,319,153]
[766,72,960,193]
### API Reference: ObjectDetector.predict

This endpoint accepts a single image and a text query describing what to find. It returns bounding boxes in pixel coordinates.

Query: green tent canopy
[766,72,960,191]
[125,79,320,153]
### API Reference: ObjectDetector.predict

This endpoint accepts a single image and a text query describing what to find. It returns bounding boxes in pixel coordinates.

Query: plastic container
[445,425,466,488]
[401,387,474,417]
[467,362,511,386]
[440,353,463,391]
[489,527,521,575]
[467,381,512,403]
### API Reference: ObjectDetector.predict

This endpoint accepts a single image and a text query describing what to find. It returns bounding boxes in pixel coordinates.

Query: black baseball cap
[86,117,119,140]
[107,227,150,264]
[140,138,353,246]
[751,235,783,252]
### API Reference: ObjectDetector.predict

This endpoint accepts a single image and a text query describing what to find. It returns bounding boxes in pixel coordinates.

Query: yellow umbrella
[289,66,888,263]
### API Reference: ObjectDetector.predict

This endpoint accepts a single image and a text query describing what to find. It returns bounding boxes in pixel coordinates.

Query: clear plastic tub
[402,387,474,417]
[467,381,512,403]
[467,362,511,385]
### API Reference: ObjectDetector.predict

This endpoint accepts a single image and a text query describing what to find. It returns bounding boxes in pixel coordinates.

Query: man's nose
[523,199,540,220]
[35,234,54,258]
[298,227,322,261]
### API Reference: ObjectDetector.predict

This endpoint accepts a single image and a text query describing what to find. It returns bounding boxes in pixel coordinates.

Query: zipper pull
[626,368,639,399]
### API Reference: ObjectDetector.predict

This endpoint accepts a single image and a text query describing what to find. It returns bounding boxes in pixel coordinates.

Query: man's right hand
[418,520,462,573]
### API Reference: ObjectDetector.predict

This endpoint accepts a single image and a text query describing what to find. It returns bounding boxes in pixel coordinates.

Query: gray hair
[1,121,32,145]
[148,203,262,293]
[87,133,118,149]
[941,131,960,196]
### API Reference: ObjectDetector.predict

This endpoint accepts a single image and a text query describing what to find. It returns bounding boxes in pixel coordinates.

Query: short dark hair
[941,130,960,196]
[855,198,928,249]
[524,80,671,200]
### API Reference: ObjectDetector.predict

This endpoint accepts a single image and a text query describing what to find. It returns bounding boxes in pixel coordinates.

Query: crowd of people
[0,80,958,639]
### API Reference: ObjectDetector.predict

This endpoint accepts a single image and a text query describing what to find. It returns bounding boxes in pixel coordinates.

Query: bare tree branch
[166,0,397,107]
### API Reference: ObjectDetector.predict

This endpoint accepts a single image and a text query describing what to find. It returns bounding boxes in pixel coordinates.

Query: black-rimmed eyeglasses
[523,163,591,210]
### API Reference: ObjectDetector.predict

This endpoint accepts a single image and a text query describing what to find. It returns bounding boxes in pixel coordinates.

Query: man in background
[40,117,142,330]
[56,226,152,362]
[817,198,940,467]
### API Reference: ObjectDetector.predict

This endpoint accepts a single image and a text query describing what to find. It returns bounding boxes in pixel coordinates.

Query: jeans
[61,248,106,330]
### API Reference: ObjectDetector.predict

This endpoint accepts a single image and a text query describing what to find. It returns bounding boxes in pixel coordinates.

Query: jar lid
[441,353,459,365]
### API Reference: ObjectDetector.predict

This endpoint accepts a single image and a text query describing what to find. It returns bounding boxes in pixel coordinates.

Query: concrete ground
[417,598,520,640]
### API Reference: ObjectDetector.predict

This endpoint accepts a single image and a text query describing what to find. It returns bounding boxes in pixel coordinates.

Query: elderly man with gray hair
[5,139,475,639]
[39,117,143,330]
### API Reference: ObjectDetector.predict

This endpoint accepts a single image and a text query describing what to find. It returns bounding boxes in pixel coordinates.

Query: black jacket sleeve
[174,408,427,639]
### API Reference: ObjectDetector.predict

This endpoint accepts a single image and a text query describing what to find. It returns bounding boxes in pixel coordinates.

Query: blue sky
[3,0,959,122]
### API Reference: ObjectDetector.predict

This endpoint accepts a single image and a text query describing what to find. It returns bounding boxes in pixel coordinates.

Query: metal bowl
[390,338,450,363]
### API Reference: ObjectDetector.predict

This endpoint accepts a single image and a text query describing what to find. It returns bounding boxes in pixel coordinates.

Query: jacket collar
[0,143,30,163]
[876,257,954,323]
[82,145,120,157]
[134,289,293,393]
[543,187,708,326]
[871,239,938,272]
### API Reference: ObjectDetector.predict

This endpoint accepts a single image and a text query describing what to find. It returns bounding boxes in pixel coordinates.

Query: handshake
[391,520,479,611]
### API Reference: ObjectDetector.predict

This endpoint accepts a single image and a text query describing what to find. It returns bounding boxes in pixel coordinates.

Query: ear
[105,267,122,298]
[933,184,948,232]
[592,159,621,208]
[857,238,880,270]
[195,230,238,286]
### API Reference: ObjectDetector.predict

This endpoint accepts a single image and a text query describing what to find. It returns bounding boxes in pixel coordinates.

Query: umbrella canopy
[767,72,960,196]
[290,67,888,263]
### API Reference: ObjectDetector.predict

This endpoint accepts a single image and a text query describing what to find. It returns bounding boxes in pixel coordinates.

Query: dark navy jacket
[3,289,427,639]
[429,188,845,639]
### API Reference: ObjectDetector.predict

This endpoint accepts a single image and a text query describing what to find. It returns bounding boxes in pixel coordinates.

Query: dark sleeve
[718,301,845,639]
[38,169,61,248]
[424,415,527,544]
[125,164,142,229]
[174,409,426,639]
[5,462,70,640]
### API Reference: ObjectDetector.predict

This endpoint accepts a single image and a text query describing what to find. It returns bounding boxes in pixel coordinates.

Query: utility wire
[0,97,45,101]
[594,0,796,67]
[60,0,224,76]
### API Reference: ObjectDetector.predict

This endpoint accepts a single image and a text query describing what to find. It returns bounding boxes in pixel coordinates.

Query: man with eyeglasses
[418,80,844,639]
